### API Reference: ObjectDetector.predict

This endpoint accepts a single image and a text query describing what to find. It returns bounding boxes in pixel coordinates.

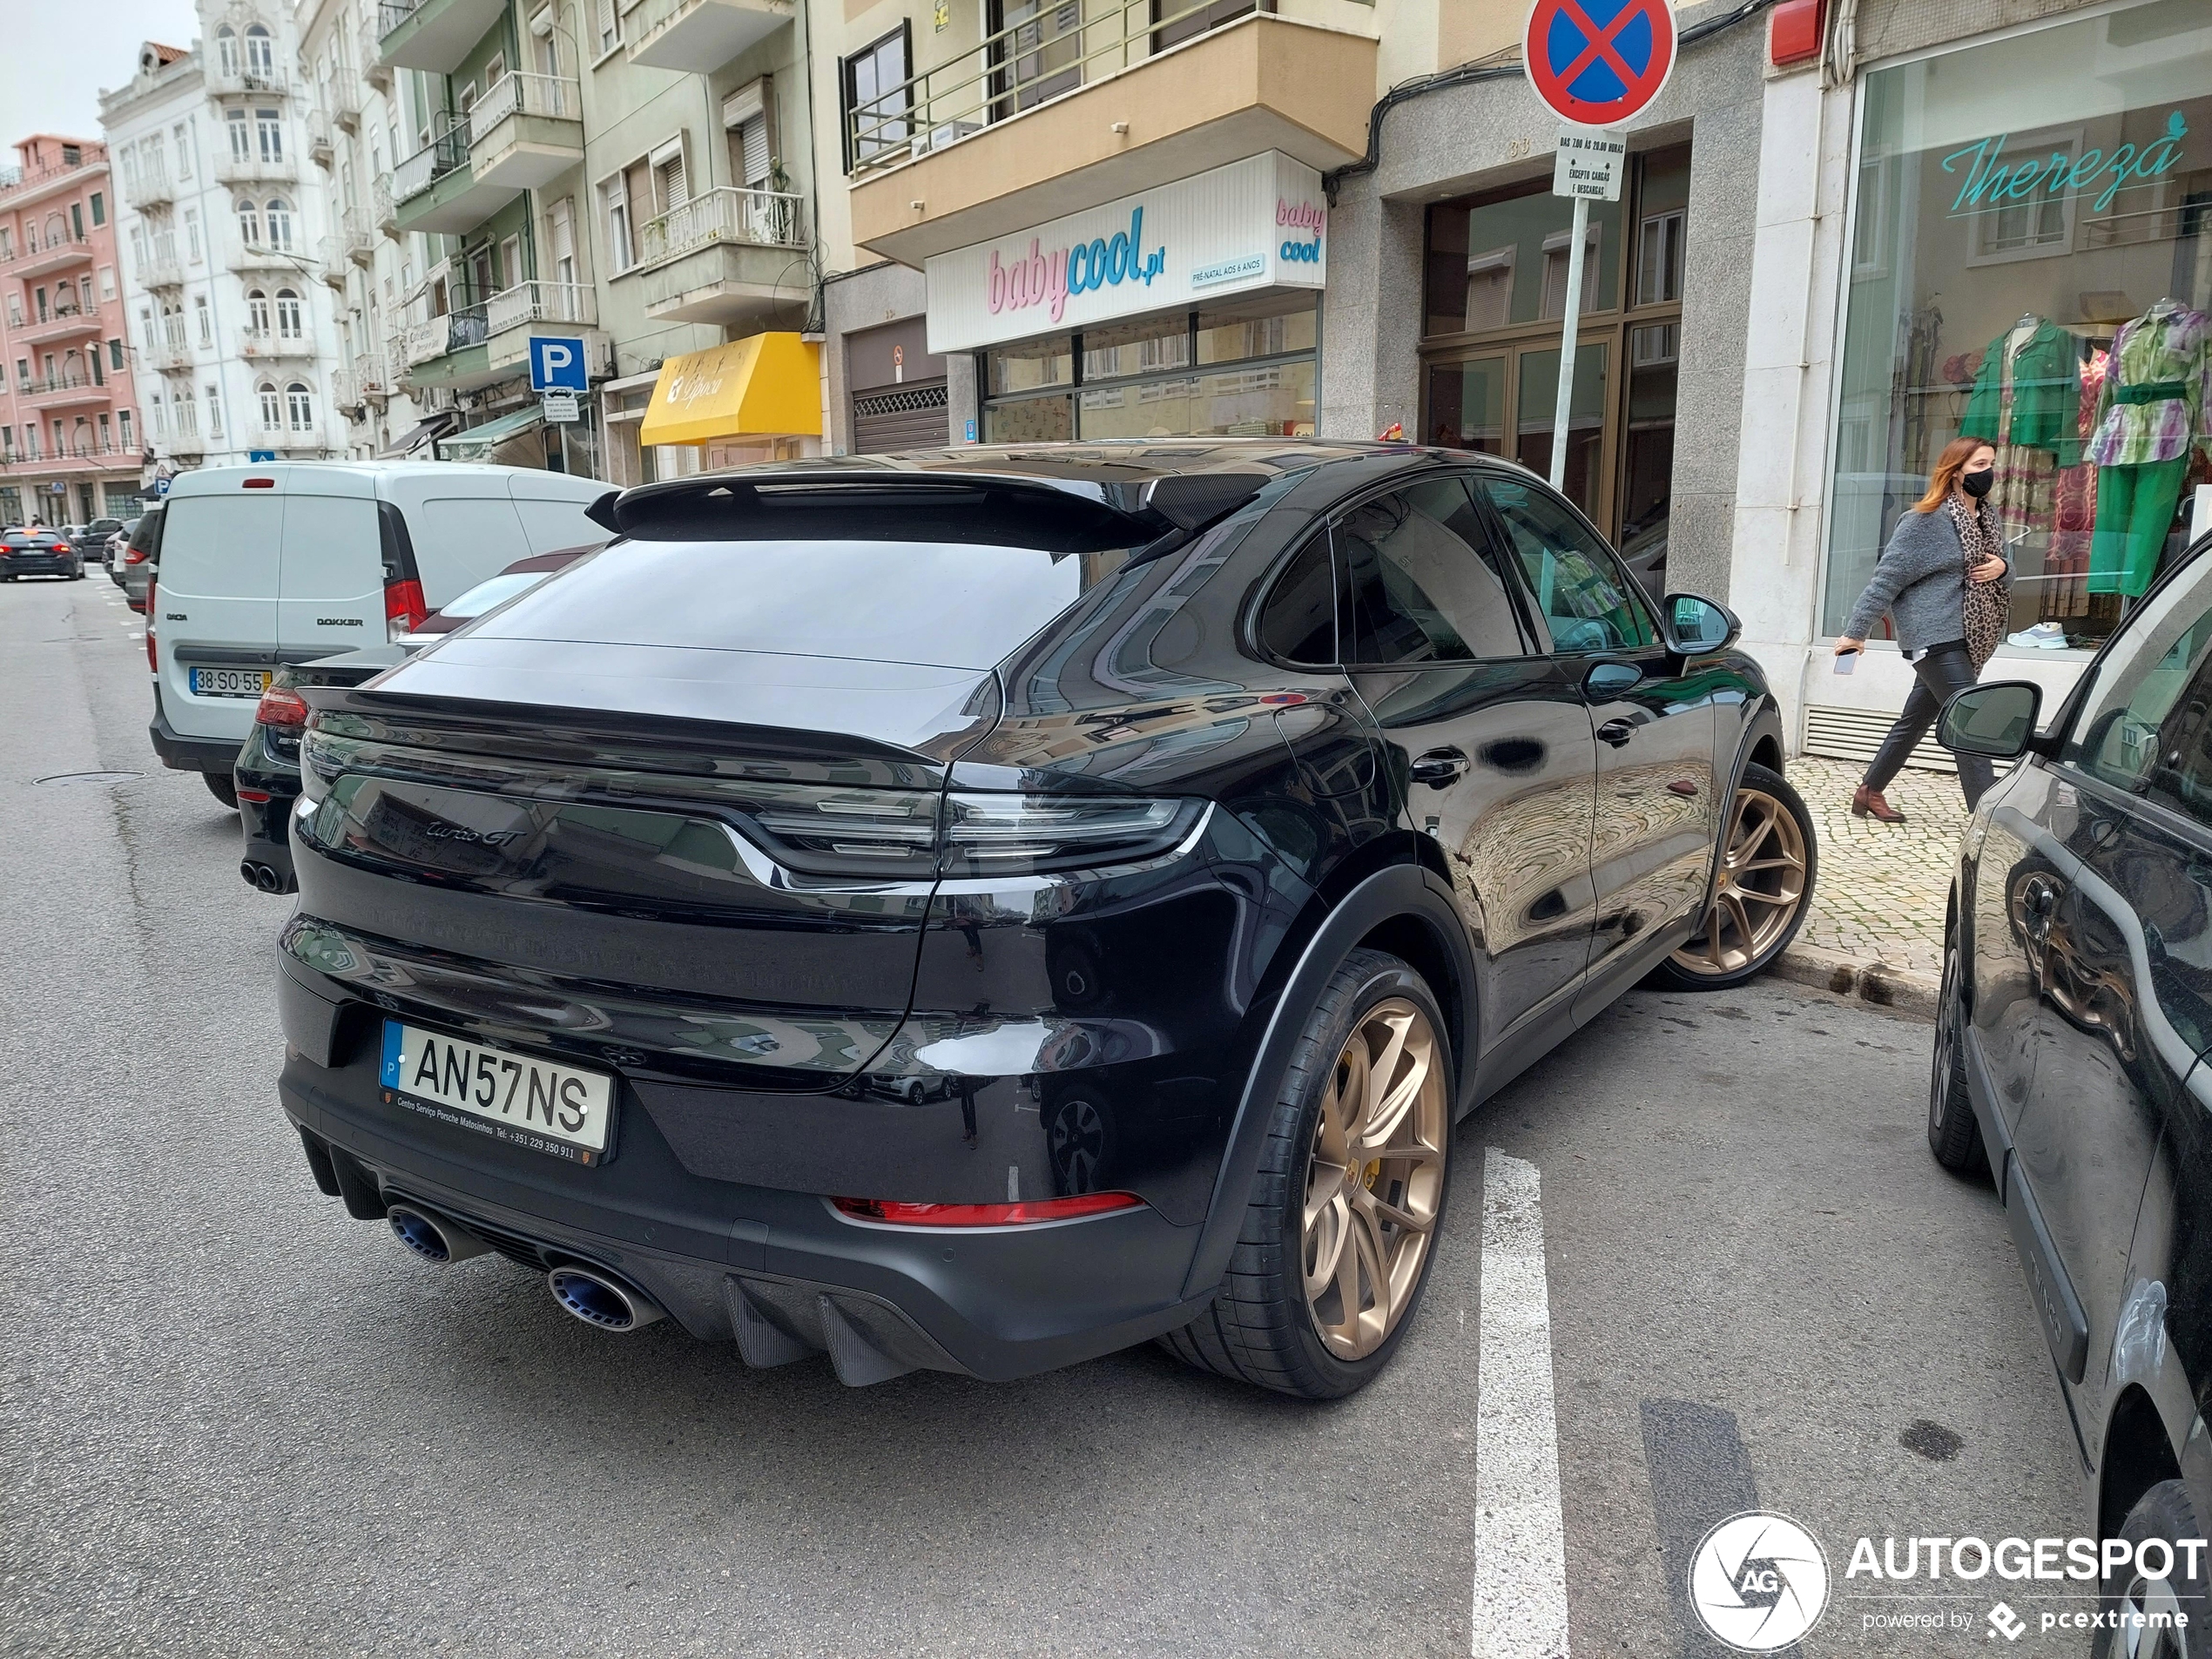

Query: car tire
[2091,1479,2209,1659]
[1160,948,1453,1399]
[1927,914,1987,1177]
[204,772,239,810]
[1650,760,1817,992]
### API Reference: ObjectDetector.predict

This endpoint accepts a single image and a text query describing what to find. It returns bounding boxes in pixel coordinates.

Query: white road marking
[1473,1148,1571,1658]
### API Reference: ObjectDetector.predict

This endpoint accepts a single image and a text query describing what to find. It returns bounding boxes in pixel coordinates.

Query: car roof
[162,459,596,498]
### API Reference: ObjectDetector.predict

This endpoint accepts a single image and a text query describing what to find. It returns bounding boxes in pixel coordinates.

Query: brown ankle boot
[1852,785,1905,823]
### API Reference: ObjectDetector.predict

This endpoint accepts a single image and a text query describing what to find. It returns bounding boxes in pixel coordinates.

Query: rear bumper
[3,556,76,577]
[279,1039,1211,1383]
[149,699,246,775]
[236,747,299,887]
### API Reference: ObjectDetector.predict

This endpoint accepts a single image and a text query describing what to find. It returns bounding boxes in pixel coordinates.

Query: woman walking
[1835,437,2012,818]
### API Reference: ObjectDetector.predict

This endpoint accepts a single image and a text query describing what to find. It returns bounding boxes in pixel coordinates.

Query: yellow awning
[637,332,821,448]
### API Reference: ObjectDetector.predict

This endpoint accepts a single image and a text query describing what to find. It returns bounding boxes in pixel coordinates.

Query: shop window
[1820,4,2212,651]
[988,334,1073,395]
[1196,294,1316,364]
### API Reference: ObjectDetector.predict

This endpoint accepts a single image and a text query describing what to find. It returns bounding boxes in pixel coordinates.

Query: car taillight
[833,1192,1143,1227]
[384,577,428,644]
[255,686,309,727]
[125,546,146,564]
[940,793,1203,878]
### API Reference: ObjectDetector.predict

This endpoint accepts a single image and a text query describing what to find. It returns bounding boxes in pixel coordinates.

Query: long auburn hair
[1913,435,1994,513]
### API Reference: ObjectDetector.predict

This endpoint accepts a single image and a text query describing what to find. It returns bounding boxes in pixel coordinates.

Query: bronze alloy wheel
[1301,997,1449,1361]
[1670,783,1811,978]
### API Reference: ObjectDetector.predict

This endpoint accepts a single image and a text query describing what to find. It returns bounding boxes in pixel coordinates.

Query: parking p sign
[529,336,588,394]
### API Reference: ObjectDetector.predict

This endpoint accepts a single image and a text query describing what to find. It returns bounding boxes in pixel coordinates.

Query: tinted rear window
[472,538,1134,671]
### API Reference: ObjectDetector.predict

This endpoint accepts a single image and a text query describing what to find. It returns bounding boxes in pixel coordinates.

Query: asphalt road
[1,572,2082,1657]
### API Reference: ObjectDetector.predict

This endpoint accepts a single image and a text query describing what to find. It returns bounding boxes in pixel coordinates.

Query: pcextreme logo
[1689,1513,1831,1652]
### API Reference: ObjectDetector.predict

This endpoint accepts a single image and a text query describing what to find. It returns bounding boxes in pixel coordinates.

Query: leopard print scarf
[1949,493,2006,669]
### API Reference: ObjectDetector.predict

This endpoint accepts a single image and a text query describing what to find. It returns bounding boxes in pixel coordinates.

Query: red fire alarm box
[1770,0,1824,67]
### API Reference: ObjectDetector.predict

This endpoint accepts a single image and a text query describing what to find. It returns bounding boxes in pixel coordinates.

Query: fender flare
[1700,694,1787,905]
[1180,861,1476,1300]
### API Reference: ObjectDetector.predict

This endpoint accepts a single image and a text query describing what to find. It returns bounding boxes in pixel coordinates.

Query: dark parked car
[0,528,85,581]
[1932,528,2212,1644]
[237,546,599,893]
[73,516,124,561]
[277,442,1810,1398]
[118,505,163,612]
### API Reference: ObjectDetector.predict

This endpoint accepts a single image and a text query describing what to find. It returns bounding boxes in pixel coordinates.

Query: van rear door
[274,475,382,656]
[510,474,607,554]
[154,487,284,745]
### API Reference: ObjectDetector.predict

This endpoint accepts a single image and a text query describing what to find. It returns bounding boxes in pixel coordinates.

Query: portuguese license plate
[378,1021,613,1165]
[190,666,271,698]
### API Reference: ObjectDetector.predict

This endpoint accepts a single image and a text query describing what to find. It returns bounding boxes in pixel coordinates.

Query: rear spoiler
[583,469,1272,550]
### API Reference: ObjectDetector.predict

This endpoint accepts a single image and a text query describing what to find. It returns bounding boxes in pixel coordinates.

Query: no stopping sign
[1524,0,1677,128]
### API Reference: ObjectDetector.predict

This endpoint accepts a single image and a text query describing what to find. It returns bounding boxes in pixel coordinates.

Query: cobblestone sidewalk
[1787,755,1966,976]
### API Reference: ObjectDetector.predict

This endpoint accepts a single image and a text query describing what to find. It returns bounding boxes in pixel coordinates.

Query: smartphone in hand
[1833,650,1859,676]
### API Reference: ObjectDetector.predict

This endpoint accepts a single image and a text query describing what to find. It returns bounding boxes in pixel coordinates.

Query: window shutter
[596,0,616,48]
[738,117,769,188]
[655,152,686,212]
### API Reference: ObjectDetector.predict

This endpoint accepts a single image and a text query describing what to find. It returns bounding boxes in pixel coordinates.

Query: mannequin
[2086,298,2210,598]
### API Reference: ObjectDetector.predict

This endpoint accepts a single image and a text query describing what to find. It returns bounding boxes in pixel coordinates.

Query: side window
[2060,570,2212,820]
[1339,478,1526,666]
[1477,476,1656,653]
[1258,531,1335,665]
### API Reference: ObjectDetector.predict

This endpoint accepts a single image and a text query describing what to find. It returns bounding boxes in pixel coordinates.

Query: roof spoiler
[581,469,1271,548]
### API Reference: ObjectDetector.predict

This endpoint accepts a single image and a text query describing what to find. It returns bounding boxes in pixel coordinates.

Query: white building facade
[101,8,347,482]
[295,0,428,457]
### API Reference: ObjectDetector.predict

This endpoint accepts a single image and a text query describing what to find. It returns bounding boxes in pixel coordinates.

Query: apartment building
[367,0,823,480]
[0,137,143,524]
[100,15,348,482]
[296,0,431,456]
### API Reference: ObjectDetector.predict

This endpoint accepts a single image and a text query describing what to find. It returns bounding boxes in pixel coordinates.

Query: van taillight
[255,687,309,727]
[145,577,158,672]
[384,577,428,644]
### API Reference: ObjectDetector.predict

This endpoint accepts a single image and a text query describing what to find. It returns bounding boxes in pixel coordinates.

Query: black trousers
[1862,639,1993,809]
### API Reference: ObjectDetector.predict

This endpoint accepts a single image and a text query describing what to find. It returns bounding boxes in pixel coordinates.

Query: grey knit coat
[1841,502,2010,651]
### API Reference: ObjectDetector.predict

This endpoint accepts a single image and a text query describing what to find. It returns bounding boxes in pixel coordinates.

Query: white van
[149,461,607,803]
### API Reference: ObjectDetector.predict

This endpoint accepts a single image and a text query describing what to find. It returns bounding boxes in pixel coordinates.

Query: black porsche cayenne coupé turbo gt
[274,441,1811,1399]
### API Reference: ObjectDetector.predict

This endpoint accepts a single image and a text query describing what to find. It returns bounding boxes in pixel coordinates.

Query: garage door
[853,382,950,453]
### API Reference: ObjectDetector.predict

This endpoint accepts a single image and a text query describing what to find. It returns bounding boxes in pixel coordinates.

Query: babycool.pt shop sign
[923,152,1327,354]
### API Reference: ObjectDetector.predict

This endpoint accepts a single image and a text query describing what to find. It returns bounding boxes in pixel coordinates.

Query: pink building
[0,135,142,526]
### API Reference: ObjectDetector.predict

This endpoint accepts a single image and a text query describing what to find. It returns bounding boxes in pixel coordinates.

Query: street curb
[1773,943,1939,1022]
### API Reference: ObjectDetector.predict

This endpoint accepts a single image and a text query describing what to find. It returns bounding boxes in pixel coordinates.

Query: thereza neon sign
[1941,110,2188,218]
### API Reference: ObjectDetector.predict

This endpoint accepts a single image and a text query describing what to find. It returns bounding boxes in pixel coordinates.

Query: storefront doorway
[1420,145,1689,585]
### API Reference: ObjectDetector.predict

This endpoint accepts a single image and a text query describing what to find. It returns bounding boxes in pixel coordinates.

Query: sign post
[1522,0,1676,491]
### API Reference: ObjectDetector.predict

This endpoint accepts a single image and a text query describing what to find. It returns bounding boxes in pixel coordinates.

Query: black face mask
[1962,468,1995,498]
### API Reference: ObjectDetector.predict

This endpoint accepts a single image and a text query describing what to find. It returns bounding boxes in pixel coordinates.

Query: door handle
[1595,718,1636,747]
[1408,747,1468,786]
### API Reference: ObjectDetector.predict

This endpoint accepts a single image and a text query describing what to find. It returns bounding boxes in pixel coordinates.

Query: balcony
[240,328,315,362]
[24,372,112,410]
[229,239,308,275]
[208,64,290,98]
[138,247,184,291]
[332,370,361,411]
[164,431,206,460]
[845,4,1373,263]
[485,279,596,335]
[354,351,393,402]
[344,210,375,266]
[362,17,393,85]
[468,74,583,193]
[626,0,792,72]
[20,305,104,347]
[377,0,509,75]
[316,233,350,285]
[633,186,805,327]
[391,126,468,224]
[125,164,173,211]
[10,233,94,281]
[0,440,137,475]
[214,153,297,188]
[309,113,335,167]
[331,79,362,132]
[252,422,328,455]
[401,302,500,390]
[141,336,192,374]
[0,154,108,212]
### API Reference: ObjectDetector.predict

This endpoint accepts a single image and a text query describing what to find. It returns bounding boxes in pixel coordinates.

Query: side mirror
[1938,680,2043,759]
[1662,592,1739,656]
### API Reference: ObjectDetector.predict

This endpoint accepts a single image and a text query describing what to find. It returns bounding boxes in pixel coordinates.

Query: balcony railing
[240,328,313,360]
[470,71,580,129]
[139,246,184,290]
[401,303,489,366]
[21,304,103,343]
[331,370,360,408]
[847,0,1264,174]
[376,0,422,36]
[393,126,468,205]
[401,314,446,366]
[0,154,106,206]
[23,370,107,402]
[9,233,95,276]
[208,63,291,98]
[636,185,804,267]
[0,440,136,472]
[125,165,173,209]
[330,78,362,129]
[214,153,296,186]
[362,17,393,83]
[354,351,392,398]
[308,113,335,166]
[372,176,396,233]
[485,280,596,334]
[317,233,350,283]
[142,336,192,372]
